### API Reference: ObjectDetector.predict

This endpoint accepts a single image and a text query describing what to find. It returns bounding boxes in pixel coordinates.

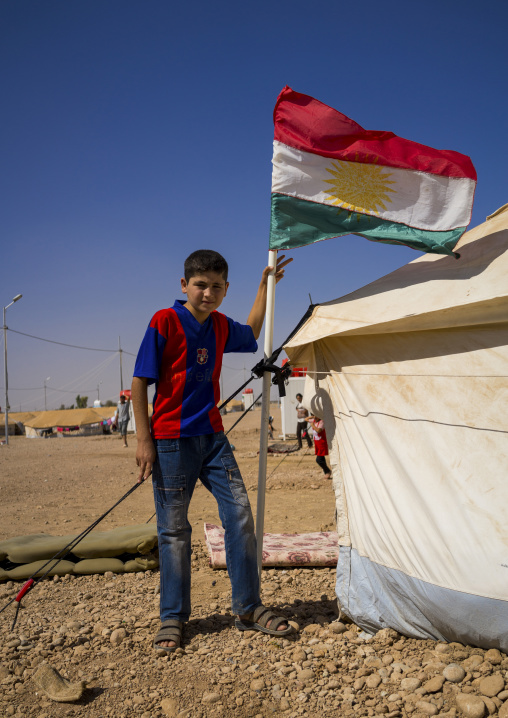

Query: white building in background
[242,388,254,410]
[280,363,308,439]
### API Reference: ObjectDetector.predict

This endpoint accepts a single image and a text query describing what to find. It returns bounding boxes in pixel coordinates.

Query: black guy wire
[224,392,263,436]
[217,375,256,412]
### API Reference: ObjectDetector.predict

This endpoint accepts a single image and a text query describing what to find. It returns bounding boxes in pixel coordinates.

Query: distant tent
[227,400,244,413]
[90,406,116,421]
[284,204,508,651]
[24,408,109,438]
[7,412,39,436]
[0,416,17,437]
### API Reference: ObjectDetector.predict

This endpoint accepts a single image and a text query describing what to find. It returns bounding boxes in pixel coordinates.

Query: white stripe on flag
[271,141,475,231]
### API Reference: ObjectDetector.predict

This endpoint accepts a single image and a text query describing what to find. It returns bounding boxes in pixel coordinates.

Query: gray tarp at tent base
[285,205,508,652]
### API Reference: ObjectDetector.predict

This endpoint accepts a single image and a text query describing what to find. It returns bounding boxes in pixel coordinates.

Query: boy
[132,249,292,652]
[116,394,130,448]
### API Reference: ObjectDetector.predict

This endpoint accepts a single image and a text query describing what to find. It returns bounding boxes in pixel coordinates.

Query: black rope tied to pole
[225,392,263,436]
[217,303,319,411]
[0,482,143,630]
[217,376,255,412]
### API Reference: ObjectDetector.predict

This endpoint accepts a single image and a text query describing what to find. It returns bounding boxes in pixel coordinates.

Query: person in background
[295,393,312,450]
[268,415,275,440]
[307,414,331,479]
[116,394,130,448]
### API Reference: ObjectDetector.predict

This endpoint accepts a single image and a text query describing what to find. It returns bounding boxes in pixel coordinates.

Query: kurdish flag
[270,87,476,256]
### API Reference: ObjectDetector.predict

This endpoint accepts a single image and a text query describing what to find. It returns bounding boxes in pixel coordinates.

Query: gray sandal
[153,619,183,653]
[235,605,292,636]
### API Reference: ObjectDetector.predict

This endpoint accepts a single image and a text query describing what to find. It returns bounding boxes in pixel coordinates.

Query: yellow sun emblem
[323,154,395,215]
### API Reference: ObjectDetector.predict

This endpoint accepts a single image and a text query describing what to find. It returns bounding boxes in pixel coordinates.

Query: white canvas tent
[284,205,508,651]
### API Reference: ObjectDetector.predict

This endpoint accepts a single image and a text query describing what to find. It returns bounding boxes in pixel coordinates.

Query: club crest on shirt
[197,348,209,365]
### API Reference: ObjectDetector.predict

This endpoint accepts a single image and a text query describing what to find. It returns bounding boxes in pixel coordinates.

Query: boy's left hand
[261,254,293,285]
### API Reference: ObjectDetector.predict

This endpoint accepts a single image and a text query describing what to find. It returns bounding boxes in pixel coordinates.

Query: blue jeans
[152,432,260,622]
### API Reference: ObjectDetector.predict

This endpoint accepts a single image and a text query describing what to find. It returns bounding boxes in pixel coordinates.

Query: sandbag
[0,524,158,563]
[0,560,76,581]
[0,524,159,581]
[73,558,126,575]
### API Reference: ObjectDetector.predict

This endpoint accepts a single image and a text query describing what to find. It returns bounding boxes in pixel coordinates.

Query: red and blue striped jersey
[133,300,257,438]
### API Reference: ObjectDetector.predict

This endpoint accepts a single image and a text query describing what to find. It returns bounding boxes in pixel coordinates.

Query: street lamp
[3,294,23,446]
[44,377,51,412]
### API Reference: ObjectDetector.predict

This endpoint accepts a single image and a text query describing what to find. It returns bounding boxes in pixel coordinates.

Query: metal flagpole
[255,249,277,578]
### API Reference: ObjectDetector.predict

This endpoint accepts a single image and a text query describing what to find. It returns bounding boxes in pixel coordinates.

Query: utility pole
[3,293,23,445]
[119,336,124,394]
[44,377,51,411]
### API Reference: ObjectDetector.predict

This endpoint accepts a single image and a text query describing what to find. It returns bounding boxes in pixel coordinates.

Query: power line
[0,386,98,394]
[7,328,136,356]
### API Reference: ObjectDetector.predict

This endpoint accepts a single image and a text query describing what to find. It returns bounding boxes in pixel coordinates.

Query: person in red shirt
[307,414,331,479]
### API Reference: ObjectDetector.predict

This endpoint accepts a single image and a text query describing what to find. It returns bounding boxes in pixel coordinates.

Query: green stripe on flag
[269,194,465,256]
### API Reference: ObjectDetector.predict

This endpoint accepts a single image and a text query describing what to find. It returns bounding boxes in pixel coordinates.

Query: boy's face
[181,271,229,321]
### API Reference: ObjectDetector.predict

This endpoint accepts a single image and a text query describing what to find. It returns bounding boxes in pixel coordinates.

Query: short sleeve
[133,314,168,385]
[224,318,257,354]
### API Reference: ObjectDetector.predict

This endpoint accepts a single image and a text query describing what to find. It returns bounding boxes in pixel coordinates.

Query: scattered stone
[444,664,467,683]
[401,677,422,691]
[481,696,497,715]
[329,621,347,634]
[292,648,307,662]
[456,692,486,718]
[424,675,446,693]
[161,697,178,716]
[110,628,128,646]
[297,669,314,683]
[463,655,484,671]
[499,701,508,718]
[484,650,502,665]
[201,692,221,704]
[416,700,439,715]
[366,674,382,689]
[479,675,505,697]
[436,643,452,654]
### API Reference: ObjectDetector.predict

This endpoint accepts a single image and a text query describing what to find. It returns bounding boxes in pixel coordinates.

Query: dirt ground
[0,407,335,544]
[1,408,507,718]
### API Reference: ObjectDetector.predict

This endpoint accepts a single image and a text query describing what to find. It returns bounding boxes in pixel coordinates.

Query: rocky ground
[1,409,507,718]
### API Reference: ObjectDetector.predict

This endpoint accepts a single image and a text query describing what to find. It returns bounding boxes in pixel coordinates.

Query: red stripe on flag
[274,86,476,180]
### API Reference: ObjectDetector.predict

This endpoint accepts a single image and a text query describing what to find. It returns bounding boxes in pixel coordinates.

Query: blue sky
[1,1,507,411]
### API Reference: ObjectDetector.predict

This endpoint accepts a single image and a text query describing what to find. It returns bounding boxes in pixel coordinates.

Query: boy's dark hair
[184,250,228,282]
